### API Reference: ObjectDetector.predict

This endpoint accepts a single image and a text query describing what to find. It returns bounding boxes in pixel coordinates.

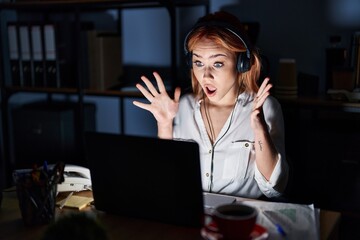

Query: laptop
[84,132,204,228]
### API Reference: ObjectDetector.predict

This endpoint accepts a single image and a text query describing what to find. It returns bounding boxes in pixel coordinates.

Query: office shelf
[0,0,210,187]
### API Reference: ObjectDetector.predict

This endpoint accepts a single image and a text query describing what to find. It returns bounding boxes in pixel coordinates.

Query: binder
[19,25,32,87]
[30,24,45,87]
[7,24,21,86]
[44,24,60,88]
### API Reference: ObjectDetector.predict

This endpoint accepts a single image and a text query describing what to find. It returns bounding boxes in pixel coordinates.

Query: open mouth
[205,85,217,96]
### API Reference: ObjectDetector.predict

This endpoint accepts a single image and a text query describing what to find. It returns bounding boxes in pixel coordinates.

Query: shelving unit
[0,0,209,187]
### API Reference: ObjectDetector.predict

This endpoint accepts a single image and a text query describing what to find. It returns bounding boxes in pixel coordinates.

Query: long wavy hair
[186,11,262,99]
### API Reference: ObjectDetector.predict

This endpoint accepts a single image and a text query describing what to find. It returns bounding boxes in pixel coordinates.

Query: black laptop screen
[84,132,204,228]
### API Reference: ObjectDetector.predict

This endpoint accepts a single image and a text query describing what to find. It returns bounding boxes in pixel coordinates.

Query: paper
[203,192,236,209]
[56,195,94,210]
[241,200,319,240]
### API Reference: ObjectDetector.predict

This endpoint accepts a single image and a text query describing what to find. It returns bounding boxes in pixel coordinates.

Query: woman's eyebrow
[193,53,227,59]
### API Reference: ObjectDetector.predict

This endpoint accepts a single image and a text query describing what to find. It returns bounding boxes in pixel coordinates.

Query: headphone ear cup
[186,52,193,68]
[237,52,251,73]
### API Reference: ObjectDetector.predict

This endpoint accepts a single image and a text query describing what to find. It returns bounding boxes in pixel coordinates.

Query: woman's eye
[214,62,224,68]
[194,61,204,67]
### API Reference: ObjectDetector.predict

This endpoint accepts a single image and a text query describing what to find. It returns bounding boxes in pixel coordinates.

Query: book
[87,30,122,90]
[7,23,21,86]
[56,195,94,210]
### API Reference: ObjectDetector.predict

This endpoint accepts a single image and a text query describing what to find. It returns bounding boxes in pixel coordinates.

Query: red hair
[186,11,262,98]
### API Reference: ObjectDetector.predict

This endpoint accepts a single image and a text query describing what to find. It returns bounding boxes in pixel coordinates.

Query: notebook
[84,132,204,228]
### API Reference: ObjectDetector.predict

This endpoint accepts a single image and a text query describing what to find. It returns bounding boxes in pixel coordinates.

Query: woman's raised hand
[133,72,181,125]
[251,77,272,131]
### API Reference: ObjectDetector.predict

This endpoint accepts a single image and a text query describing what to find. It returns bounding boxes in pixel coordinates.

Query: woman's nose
[203,67,213,79]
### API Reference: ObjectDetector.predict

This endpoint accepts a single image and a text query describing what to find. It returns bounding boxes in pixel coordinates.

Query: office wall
[119,0,360,124]
[5,1,360,136]
[221,0,360,93]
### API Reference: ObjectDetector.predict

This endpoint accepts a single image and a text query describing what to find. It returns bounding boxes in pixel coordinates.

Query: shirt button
[206,173,209,177]
[209,149,212,154]
[245,143,249,147]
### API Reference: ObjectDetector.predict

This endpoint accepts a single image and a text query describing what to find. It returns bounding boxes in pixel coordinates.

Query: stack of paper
[56,195,94,210]
[242,200,319,240]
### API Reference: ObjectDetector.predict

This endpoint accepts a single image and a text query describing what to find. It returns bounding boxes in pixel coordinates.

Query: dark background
[1,0,360,237]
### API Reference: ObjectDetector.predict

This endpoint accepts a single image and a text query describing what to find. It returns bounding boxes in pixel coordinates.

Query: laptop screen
[84,132,204,228]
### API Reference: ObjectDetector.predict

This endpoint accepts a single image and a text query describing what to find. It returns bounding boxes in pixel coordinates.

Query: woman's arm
[251,78,279,180]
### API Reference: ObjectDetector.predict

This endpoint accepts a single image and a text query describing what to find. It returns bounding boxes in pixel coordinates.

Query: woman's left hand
[251,78,272,132]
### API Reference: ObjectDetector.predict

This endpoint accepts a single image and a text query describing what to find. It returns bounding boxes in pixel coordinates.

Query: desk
[0,189,202,240]
[0,189,340,240]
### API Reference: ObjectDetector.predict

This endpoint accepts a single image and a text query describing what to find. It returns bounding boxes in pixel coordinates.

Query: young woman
[133,11,288,199]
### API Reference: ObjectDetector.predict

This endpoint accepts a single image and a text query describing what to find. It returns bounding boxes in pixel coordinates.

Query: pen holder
[13,162,64,226]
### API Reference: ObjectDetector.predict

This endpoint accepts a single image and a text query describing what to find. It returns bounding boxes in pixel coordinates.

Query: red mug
[207,203,258,240]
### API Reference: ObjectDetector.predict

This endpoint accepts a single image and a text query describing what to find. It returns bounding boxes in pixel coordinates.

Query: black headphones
[183,20,252,73]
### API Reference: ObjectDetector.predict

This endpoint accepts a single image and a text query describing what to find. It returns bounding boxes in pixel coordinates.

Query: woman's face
[192,37,239,105]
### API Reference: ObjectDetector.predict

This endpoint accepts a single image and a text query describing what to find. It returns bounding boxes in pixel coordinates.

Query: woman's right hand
[133,72,181,126]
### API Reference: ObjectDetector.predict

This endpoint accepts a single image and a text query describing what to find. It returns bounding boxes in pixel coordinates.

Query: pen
[275,223,287,238]
[59,192,73,209]
[262,211,287,238]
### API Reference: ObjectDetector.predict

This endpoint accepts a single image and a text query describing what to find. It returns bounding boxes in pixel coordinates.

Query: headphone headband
[184,20,252,55]
[183,20,252,73]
